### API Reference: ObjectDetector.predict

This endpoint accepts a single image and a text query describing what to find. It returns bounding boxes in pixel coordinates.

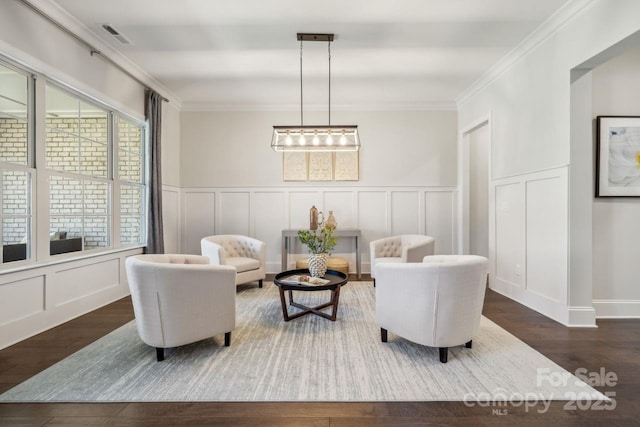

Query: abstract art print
[596,116,640,196]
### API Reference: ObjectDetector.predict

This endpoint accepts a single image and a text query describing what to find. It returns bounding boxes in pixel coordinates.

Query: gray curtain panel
[144,89,164,254]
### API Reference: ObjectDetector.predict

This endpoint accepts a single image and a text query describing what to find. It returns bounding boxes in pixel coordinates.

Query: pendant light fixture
[271,33,360,152]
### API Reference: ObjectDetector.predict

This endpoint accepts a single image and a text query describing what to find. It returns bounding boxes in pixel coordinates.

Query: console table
[281,229,362,279]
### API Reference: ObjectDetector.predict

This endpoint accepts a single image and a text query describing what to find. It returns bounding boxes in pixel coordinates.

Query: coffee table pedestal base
[278,286,342,321]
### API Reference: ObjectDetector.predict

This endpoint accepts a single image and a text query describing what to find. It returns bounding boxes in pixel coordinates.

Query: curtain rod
[18,0,169,103]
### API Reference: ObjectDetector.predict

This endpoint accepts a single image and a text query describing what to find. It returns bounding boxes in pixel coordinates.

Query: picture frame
[308,152,333,181]
[283,152,308,181]
[282,151,360,182]
[596,116,640,197]
[334,151,359,181]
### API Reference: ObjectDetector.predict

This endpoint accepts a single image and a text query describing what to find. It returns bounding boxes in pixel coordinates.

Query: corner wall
[591,49,640,317]
[458,0,640,325]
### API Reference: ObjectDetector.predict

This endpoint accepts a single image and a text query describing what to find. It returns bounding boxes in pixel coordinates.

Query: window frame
[0,55,148,270]
[0,61,35,266]
[115,114,147,248]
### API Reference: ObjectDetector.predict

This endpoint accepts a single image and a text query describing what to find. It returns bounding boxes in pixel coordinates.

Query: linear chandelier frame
[271,33,360,152]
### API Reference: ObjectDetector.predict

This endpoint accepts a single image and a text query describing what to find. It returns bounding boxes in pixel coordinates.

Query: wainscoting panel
[391,191,421,236]
[183,192,215,255]
[218,192,250,236]
[253,192,287,271]
[488,166,573,325]
[494,182,524,288]
[0,276,44,326]
[526,171,567,304]
[182,187,457,273]
[357,191,389,264]
[0,248,140,350]
[324,191,357,229]
[425,191,455,255]
[288,192,323,230]
[48,259,120,308]
[162,186,180,254]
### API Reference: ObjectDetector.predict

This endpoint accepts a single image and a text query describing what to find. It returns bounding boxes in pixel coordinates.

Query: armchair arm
[375,263,438,345]
[402,236,435,263]
[201,238,226,265]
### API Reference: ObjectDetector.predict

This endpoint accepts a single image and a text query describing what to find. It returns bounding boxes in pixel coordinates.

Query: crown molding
[455,0,597,108]
[180,102,457,112]
[31,0,182,107]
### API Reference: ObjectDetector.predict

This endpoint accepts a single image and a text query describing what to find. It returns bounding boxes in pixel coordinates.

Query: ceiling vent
[100,24,132,45]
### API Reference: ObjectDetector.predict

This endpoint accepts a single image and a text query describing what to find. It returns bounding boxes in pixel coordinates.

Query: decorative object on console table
[324,211,337,230]
[596,116,640,197]
[298,224,337,277]
[310,205,319,230]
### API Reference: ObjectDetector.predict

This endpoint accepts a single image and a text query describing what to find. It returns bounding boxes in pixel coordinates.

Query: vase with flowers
[298,224,337,277]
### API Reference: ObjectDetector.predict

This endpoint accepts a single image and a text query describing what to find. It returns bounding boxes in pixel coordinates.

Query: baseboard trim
[490,279,597,327]
[593,299,640,318]
[568,306,597,327]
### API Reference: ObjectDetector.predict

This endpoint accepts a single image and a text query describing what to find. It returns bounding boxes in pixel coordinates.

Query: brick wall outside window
[1,116,142,248]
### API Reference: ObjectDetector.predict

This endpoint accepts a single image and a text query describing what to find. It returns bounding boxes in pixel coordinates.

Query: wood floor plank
[0,417,51,427]
[0,403,126,417]
[118,402,383,418]
[42,416,330,426]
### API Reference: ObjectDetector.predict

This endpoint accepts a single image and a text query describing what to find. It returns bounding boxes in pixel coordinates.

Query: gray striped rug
[0,282,604,402]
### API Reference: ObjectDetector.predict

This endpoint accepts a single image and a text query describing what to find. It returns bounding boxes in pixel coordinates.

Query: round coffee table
[273,269,348,321]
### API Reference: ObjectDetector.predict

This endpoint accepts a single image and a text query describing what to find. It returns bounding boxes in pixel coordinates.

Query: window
[118,117,145,246]
[0,63,33,264]
[0,57,147,267]
[46,84,111,253]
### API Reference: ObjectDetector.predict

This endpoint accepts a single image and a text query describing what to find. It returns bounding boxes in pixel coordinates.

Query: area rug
[0,282,604,402]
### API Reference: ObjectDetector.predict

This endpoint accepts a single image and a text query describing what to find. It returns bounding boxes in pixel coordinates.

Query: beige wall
[180,109,457,187]
[162,103,181,186]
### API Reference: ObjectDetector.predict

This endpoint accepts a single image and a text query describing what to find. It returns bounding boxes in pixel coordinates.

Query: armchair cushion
[226,257,261,273]
[370,234,435,278]
[201,235,266,286]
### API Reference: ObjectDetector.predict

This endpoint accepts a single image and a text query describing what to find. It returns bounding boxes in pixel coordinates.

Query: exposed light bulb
[326,134,334,145]
[285,134,293,145]
[340,134,347,145]
[299,134,306,145]
[312,134,320,145]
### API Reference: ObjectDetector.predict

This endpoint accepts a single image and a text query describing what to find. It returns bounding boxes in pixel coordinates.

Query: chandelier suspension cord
[300,39,304,126]
[328,39,331,126]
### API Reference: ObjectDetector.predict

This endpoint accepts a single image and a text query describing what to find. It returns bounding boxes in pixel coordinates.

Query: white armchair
[375,255,489,363]
[369,234,435,284]
[125,254,237,361]
[201,235,266,288]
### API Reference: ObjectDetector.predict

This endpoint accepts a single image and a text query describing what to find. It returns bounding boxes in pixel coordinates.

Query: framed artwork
[308,152,333,181]
[334,151,359,181]
[596,116,640,197]
[282,151,359,182]
[283,152,308,181]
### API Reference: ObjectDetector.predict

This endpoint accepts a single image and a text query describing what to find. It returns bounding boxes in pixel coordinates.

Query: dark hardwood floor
[1,278,638,426]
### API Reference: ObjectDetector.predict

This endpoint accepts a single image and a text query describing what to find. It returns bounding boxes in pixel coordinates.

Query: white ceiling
[51,0,570,109]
